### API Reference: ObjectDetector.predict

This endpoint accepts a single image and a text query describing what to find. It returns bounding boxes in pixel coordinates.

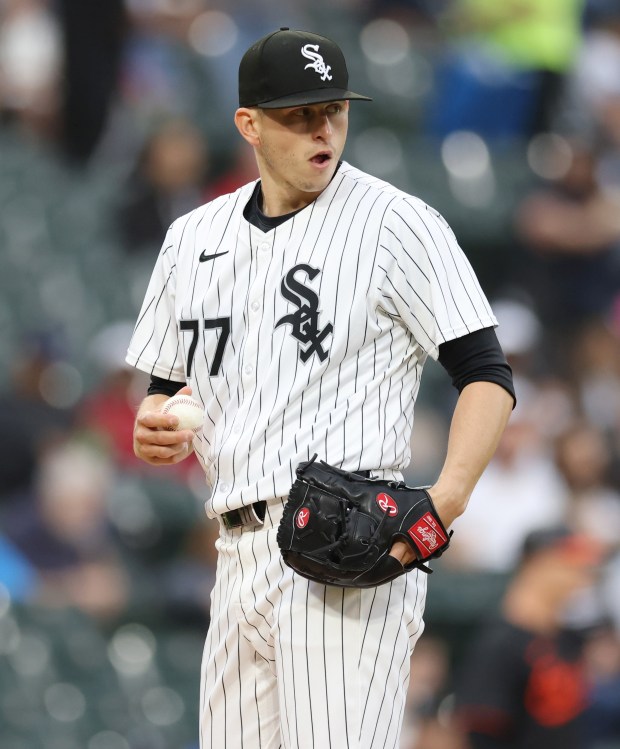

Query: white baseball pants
[199,500,427,749]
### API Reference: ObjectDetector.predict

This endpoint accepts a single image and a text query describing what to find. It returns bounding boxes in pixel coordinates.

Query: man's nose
[314,114,333,138]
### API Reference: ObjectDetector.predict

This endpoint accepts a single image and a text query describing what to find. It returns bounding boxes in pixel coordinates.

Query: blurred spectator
[403,636,466,748]
[429,0,586,140]
[410,716,467,749]
[408,636,453,718]
[491,297,543,375]
[447,297,574,572]
[78,321,150,471]
[93,1,257,172]
[415,721,468,749]
[582,623,620,745]
[569,318,620,435]
[1,438,131,622]
[56,0,127,164]
[516,138,620,330]
[158,518,219,626]
[115,117,209,254]
[560,2,620,151]
[0,0,63,142]
[554,421,620,546]
[447,394,569,571]
[453,526,607,748]
[0,331,75,501]
[78,322,205,496]
[205,140,258,200]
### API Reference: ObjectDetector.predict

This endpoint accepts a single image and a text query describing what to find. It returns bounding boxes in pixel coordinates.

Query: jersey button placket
[241,234,272,385]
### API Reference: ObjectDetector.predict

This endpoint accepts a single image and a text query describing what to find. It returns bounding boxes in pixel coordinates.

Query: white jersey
[126,162,496,517]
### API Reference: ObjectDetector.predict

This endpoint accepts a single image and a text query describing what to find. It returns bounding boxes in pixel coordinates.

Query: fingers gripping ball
[161,394,204,433]
[277,456,452,588]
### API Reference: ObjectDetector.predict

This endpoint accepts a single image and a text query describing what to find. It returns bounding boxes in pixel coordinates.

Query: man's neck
[259,184,320,217]
[256,160,343,217]
[243,182,305,232]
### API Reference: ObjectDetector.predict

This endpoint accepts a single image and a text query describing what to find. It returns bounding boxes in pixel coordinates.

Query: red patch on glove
[296,508,310,529]
[376,492,398,517]
[407,512,448,559]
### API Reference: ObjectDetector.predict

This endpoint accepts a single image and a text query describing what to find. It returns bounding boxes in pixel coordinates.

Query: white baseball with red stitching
[161,394,204,433]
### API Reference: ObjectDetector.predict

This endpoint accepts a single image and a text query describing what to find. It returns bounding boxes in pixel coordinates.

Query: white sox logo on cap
[238,28,371,108]
[301,44,332,82]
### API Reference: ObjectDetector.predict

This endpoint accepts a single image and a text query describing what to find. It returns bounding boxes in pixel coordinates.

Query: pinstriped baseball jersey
[126,161,497,516]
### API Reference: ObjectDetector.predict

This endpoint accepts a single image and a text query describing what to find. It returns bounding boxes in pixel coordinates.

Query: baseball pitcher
[127,28,515,749]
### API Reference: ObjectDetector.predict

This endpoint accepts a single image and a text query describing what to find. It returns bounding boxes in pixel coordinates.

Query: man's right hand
[133,387,196,465]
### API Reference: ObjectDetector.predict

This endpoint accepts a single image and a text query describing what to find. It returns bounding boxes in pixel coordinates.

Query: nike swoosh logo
[199,250,229,263]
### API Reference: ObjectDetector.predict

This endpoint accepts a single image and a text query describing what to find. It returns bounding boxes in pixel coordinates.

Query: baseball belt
[220,470,371,530]
[221,501,266,529]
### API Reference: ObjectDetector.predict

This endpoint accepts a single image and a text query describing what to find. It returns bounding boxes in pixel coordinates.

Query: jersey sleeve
[377,198,497,359]
[125,224,185,381]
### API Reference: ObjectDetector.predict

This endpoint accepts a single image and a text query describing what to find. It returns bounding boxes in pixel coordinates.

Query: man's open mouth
[311,153,331,164]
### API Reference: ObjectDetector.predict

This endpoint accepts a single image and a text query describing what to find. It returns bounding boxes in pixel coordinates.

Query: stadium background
[1,0,620,747]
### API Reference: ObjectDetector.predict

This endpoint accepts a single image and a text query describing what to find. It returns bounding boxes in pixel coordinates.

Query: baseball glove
[277,456,452,588]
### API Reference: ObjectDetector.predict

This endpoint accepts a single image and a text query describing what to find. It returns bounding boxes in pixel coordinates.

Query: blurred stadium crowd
[1,0,620,747]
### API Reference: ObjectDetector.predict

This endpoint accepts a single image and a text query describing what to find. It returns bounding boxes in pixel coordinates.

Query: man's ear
[234,108,260,147]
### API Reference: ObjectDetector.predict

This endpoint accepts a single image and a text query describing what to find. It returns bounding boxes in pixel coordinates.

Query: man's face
[534,541,602,606]
[253,100,349,199]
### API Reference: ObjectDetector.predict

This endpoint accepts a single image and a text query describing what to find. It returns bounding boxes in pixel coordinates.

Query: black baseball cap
[238,27,372,109]
[519,525,606,566]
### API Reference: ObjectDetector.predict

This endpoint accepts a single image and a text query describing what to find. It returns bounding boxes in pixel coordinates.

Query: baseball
[161,394,204,433]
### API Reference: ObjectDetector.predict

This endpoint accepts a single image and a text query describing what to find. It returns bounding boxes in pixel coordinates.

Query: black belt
[220,470,371,530]
[221,501,266,530]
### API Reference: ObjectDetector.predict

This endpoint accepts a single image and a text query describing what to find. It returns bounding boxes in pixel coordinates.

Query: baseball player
[127,28,515,749]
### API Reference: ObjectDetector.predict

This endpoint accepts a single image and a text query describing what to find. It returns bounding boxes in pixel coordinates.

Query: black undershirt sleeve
[147,375,186,397]
[437,327,516,406]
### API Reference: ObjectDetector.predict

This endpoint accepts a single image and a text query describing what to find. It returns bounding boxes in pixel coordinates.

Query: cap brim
[520,526,608,567]
[254,88,372,108]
